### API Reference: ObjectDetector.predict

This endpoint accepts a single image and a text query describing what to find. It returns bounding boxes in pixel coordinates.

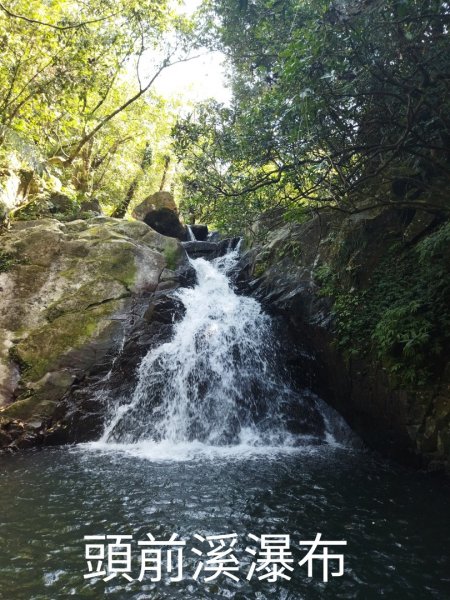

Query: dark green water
[0,445,448,600]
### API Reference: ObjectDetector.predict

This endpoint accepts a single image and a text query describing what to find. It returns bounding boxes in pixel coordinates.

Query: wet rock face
[242,207,450,474]
[182,237,241,260]
[0,217,189,449]
[44,293,188,445]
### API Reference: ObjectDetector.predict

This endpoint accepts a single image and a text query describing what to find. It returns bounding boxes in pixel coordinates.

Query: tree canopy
[1,0,449,231]
[174,0,450,235]
[0,0,194,218]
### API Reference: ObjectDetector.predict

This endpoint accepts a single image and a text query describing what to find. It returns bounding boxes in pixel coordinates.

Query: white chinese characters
[246,534,294,581]
[84,535,133,582]
[138,533,185,582]
[192,533,240,581]
[299,533,347,583]
[83,532,347,584]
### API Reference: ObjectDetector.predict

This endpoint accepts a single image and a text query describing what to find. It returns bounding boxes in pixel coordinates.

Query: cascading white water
[94,243,344,459]
[186,225,196,241]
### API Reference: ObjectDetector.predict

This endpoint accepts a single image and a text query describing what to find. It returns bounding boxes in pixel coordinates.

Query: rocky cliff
[0,217,189,448]
[242,207,450,474]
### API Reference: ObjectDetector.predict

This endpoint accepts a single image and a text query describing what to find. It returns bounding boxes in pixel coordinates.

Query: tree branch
[0,2,121,30]
[63,52,208,165]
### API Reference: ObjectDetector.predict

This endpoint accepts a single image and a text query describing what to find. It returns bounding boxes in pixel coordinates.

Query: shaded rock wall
[242,207,450,474]
[143,207,187,241]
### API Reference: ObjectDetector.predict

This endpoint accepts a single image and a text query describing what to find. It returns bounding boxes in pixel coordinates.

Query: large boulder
[132,191,178,220]
[143,207,186,241]
[182,237,241,260]
[132,192,187,240]
[0,217,188,448]
[189,224,209,241]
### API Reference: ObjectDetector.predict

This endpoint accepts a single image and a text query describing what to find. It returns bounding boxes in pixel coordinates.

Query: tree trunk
[159,155,171,191]
[111,142,151,218]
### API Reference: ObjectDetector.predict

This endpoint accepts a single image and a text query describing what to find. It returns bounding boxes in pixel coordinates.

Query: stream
[0,243,448,599]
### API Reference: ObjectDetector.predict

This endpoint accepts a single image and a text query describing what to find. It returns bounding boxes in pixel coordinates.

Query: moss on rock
[0,216,185,437]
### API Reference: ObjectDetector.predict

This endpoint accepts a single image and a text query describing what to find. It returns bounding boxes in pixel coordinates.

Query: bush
[316,222,450,386]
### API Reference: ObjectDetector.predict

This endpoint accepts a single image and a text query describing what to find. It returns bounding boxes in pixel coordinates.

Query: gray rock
[244,207,450,474]
[0,217,186,449]
[189,224,208,241]
[143,207,186,241]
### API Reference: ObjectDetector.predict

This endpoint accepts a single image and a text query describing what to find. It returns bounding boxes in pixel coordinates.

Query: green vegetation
[316,222,450,385]
[0,250,18,272]
[277,239,302,262]
[0,0,448,392]
[163,243,181,271]
[2,1,448,229]
[174,0,450,234]
[0,249,27,271]
[0,0,195,221]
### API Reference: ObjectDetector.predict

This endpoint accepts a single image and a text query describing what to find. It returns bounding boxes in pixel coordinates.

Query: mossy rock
[0,216,185,433]
[13,300,122,381]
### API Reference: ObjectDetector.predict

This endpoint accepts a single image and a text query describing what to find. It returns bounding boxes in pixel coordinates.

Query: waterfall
[96,243,345,458]
[186,225,196,241]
